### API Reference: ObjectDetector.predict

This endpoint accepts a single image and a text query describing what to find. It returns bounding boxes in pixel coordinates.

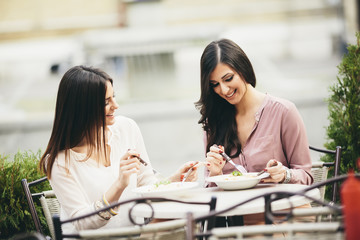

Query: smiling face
[104,80,119,126]
[209,63,247,105]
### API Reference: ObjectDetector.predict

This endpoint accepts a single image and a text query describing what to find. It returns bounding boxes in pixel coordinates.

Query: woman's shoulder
[51,150,68,169]
[265,94,296,111]
[111,115,139,132]
[114,115,136,124]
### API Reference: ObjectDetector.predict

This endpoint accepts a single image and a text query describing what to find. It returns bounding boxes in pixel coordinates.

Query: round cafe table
[130,183,320,219]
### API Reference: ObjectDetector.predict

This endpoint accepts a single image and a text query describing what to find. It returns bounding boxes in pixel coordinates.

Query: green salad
[231,171,243,176]
[154,180,171,188]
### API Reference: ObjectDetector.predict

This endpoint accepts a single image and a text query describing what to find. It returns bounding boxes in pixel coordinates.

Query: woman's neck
[235,86,265,116]
[71,140,88,154]
[71,128,111,166]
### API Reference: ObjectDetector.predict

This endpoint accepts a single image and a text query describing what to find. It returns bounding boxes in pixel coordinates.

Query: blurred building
[0,0,354,102]
[0,0,358,173]
[0,0,358,42]
[0,0,125,40]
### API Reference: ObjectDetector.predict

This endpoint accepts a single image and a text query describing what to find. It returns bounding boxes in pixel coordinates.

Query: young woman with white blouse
[39,66,198,232]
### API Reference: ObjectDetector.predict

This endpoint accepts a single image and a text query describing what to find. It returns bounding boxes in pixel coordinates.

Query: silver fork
[182,162,204,182]
[256,161,278,176]
[213,144,247,174]
[134,155,165,179]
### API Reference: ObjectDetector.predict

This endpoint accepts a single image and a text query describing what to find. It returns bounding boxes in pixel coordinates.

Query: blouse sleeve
[127,118,158,186]
[202,131,218,188]
[50,159,108,230]
[281,103,313,185]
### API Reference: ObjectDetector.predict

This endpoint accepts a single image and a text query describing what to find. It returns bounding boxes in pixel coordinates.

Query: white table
[131,183,320,219]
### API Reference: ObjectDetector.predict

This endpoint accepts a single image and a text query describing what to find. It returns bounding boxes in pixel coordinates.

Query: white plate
[206,172,270,190]
[132,181,199,197]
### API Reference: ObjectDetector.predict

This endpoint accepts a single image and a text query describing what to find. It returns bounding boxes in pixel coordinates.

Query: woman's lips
[226,90,236,98]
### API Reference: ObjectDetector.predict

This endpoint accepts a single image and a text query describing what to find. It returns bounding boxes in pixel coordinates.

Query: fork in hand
[182,162,204,182]
[213,144,247,174]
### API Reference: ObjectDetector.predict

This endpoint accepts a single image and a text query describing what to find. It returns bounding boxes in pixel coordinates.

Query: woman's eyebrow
[221,73,232,79]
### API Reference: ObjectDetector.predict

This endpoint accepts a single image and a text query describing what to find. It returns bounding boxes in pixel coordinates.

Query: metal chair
[187,196,338,239]
[52,196,217,240]
[11,232,48,240]
[186,174,353,239]
[310,162,329,204]
[309,145,342,203]
[21,177,60,240]
[206,222,343,239]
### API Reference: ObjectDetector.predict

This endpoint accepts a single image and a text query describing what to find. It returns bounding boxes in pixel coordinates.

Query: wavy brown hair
[39,66,113,179]
[195,39,256,157]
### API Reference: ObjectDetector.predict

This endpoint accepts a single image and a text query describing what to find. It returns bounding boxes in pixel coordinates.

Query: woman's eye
[105,101,109,106]
[210,82,219,88]
[225,76,233,82]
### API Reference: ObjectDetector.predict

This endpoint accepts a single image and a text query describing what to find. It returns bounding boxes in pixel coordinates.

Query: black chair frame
[188,194,341,239]
[52,196,217,240]
[21,177,49,235]
[188,174,358,239]
[309,145,342,203]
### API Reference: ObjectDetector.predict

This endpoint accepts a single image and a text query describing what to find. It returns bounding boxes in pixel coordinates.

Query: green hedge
[0,150,51,239]
[323,32,360,201]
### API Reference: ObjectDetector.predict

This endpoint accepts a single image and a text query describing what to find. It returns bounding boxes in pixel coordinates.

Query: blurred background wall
[0,0,359,176]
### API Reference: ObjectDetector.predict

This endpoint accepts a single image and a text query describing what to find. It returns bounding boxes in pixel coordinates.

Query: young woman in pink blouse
[196,38,314,226]
[196,38,313,186]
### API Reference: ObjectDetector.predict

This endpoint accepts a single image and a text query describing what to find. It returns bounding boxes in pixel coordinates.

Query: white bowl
[206,172,270,190]
[132,181,199,197]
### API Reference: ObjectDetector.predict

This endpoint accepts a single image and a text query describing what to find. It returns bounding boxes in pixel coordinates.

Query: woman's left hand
[261,160,286,183]
[168,161,199,182]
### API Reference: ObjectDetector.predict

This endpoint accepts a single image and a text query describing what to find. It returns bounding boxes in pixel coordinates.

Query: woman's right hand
[205,145,226,176]
[118,149,141,188]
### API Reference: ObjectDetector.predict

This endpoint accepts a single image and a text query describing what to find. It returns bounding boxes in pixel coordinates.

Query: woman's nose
[111,101,119,110]
[220,83,229,94]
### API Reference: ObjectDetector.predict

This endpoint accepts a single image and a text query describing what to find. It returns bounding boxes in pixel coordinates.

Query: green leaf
[323,31,360,201]
[0,150,51,239]
[231,171,242,176]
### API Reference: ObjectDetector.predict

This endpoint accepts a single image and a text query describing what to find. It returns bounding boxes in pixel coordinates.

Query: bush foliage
[0,150,51,239]
[323,32,360,199]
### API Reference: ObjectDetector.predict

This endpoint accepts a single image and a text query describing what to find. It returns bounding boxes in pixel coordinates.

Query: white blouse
[49,116,157,232]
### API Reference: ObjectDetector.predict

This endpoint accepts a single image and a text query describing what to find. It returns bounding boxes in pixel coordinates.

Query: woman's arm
[127,118,158,186]
[129,118,198,184]
[50,151,140,230]
[50,162,110,230]
[281,103,313,185]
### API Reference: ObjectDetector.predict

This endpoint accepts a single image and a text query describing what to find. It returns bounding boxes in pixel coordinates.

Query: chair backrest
[310,164,329,206]
[207,222,343,239]
[187,176,347,239]
[52,196,217,240]
[309,145,342,203]
[39,190,61,239]
[21,177,60,240]
[11,232,48,240]
[68,219,188,240]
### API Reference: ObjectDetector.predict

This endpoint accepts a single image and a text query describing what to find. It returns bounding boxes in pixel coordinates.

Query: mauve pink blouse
[204,94,313,185]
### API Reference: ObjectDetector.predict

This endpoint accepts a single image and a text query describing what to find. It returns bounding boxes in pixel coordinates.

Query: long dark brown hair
[39,66,113,179]
[195,39,256,157]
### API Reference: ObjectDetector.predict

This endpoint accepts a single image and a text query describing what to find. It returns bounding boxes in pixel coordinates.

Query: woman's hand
[117,149,141,188]
[168,161,199,182]
[261,160,286,183]
[205,145,226,176]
